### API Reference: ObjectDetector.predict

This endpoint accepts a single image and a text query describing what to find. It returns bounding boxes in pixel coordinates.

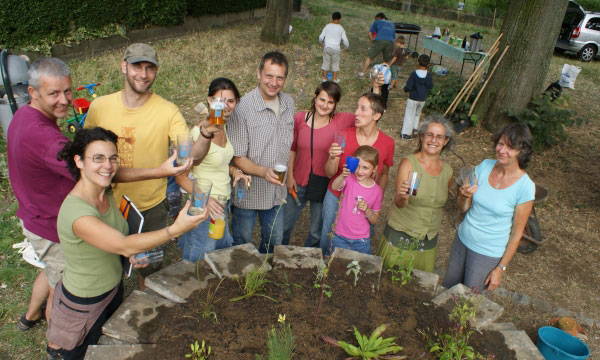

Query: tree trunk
[473,0,568,133]
[260,0,293,45]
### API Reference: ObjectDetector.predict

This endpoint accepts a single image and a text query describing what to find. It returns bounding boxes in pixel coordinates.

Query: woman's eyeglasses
[424,132,447,141]
[87,154,120,164]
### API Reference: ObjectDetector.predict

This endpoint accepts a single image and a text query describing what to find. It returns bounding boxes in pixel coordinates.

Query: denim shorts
[332,233,372,255]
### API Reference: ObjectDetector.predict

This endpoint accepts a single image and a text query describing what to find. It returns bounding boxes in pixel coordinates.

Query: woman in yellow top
[377,115,454,272]
[177,78,250,262]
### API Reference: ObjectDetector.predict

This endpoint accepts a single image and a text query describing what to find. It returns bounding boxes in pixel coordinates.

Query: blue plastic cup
[346,156,360,173]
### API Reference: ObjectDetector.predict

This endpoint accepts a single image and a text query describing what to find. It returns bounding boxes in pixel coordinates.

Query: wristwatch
[496,264,506,271]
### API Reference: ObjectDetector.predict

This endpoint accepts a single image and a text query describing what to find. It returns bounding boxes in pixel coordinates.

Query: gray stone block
[102,290,174,344]
[204,243,271,279]
[553,306,576,318]
[330,248,383,276]
[273,245,323,270]
[144,260,216,303]
[84,344,155,360]
[411,269,439,294]
[511,292,531,305]
[494,287,512,300]
[97,335,131,345]
[498,330,544,360]
[576,313,595,328]
[530,297,553,312]
[485,322,517,331]
[432,284,504,330]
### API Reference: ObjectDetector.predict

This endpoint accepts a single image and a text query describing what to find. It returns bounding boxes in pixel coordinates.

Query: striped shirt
[228,87,295,210]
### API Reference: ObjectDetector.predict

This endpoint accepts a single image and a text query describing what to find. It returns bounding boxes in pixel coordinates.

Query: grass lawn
[1,0,598,358]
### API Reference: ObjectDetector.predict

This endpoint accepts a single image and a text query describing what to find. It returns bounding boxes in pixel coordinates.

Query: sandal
[17,312,42,331]
[46,345,64,360]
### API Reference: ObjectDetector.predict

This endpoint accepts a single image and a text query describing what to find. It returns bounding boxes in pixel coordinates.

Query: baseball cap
[123,43,158,66]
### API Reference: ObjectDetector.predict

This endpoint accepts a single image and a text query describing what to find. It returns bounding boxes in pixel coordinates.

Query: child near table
[318,11,349,82]
[388,36,409,90]
[330,146,382,254]
[401,54,434,139]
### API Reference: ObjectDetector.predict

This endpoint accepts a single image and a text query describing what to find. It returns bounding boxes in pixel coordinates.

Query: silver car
[556,0,600,62]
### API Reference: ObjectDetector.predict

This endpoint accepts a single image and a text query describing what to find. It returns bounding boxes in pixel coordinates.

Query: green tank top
[387,153,452,240]
[57,191,129,297]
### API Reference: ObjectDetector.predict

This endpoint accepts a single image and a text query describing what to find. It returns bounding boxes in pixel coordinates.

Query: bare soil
[128,267,516,359]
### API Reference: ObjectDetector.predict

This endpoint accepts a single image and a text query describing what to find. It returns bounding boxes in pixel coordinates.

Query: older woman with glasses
[377,115,454,273]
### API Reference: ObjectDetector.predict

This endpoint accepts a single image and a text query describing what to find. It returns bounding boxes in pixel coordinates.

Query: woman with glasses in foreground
[377,115,454,273]
[46,127,207,359]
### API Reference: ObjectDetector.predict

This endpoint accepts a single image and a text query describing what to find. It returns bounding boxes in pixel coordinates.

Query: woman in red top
[320,91,395,255]
[282,81,355,247]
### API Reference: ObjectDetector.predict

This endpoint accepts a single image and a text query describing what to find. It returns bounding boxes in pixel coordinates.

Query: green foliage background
[0,0,266,50]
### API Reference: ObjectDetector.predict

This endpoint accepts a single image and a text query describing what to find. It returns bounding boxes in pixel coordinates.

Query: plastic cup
[189,178,212,215]
[459,167,475,186]
[274,164,287,184]
[176,134,193,165]
[370,66,380,79]
[345,156,360,173]
[407,171,422,196]
[208,195,227,240]
[334,131,346,152]
[209,97,226,125]
[235,180,246,200]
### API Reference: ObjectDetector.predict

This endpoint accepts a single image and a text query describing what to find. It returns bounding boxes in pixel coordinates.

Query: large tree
[473,0,569,132]
[260,0,293,44]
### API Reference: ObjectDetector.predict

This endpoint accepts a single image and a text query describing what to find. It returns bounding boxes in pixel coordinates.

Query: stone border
[17,8,266,62]
[88,245,544,359]
[494,287,599,329]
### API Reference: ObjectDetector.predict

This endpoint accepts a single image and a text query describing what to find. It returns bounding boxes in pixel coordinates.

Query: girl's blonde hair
[353,145,379,168]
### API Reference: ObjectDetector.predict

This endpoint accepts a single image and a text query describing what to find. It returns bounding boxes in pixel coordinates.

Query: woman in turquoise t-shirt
[48,128,208,359]
[442,124,535,293]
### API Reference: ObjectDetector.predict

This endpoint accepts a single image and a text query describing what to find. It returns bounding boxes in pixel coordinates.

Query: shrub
[425,72,480,126]
[508,93,587,151]
[187,0,266,17]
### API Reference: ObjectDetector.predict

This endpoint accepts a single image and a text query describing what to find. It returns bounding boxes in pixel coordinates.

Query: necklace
[492,167,520,189]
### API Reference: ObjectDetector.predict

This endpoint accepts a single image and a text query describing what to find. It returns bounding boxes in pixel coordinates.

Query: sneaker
[334,79,340,83]
[357,72,365,78]
[402,134,412,140]
[321,79,327,82]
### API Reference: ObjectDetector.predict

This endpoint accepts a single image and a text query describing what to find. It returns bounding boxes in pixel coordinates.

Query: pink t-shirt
[335,174,382,239]
[327,127,395,197]
[291,111,355,186]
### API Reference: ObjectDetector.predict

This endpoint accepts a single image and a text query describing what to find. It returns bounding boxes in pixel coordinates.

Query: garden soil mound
[127,267,516,359]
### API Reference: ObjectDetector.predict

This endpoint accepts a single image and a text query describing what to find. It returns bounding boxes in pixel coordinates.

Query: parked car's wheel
[578,44,596,62]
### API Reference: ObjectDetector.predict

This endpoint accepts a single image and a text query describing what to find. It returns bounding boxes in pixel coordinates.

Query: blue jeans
[231,204,284,254]
[178,200,233,262]
[332,234,372,255]
[282,185,324,247]
[319,190,340,256]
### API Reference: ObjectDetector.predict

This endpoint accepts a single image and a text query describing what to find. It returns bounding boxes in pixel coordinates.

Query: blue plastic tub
[537,326,590,360]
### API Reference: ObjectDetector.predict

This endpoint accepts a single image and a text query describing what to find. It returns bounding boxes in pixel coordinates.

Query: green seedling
[322,324,405,359]
[346,260,361,287]
[274,271,302,295]
[230,267,277,302]
[198,278,224,323]
[185,340,211,360]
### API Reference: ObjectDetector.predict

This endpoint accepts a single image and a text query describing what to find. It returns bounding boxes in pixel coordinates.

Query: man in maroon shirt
[7,58,192,358]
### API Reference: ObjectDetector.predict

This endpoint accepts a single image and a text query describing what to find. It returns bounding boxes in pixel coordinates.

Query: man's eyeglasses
[424,132,447,141]
[87,154,120,164]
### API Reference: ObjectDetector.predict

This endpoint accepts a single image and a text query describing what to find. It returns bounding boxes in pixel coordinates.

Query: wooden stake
[444,33,503,117]
[469,45,510,117]
[464,47,499,100]
[447,46,498,115]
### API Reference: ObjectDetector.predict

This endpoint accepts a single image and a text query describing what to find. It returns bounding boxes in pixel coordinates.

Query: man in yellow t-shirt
[85,43,214,288]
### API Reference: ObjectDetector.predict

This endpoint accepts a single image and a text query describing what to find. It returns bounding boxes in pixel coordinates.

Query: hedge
[0,0,265,49]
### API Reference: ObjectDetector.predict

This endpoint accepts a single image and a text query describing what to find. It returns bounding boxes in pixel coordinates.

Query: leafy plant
[346,260,361,287]
[425,73,481,126]
[274,271,302,295]
[388,237,421,285]
[185,340,211,360]
[322,324,405,359]
[508,93,587,151]
[257,314,296,360]
[230,266,277,302]
[198,278,224,323]
[313,258,333,326]
[426,295,488,360]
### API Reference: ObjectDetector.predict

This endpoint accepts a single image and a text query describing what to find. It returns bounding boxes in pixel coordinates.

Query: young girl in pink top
[330,146,382,254]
